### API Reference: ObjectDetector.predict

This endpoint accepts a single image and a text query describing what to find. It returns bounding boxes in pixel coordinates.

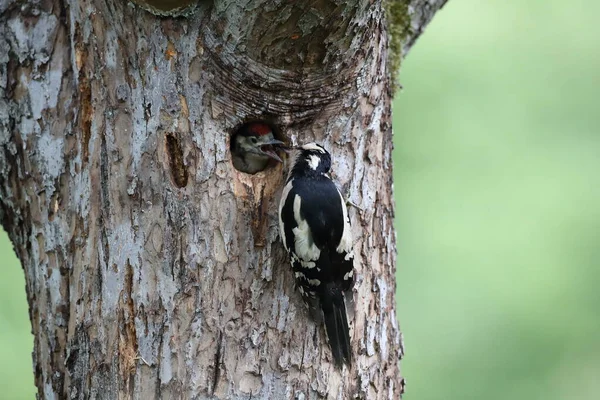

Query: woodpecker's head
[231,122,285,174]
[288,142,332,177]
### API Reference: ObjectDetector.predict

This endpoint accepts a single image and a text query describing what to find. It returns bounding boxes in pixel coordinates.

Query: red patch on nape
[248,123,272,136]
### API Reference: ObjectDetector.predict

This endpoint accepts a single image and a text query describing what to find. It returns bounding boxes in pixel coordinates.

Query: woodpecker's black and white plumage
[231,123,284,174]
[278,143,354,367]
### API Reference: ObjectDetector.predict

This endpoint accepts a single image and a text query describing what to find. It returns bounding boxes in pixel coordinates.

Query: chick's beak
[259,138,285,162]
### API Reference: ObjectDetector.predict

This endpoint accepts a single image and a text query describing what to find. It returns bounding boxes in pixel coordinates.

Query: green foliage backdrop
[394,1,600,399]
[0,233,32,398]
[1,1,598,398]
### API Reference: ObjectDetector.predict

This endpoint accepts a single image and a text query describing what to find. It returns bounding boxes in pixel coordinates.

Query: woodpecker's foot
[135,354,152,367]
[346,199,363,212]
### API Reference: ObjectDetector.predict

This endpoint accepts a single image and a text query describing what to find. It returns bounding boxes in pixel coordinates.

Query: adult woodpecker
[231,122,285,174]
[278,143,354,367]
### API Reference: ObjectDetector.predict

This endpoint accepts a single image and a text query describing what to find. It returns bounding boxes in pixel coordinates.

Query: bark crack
[99,133,111,271]
[165,133,188,188]
[211,330,224,396]
[119,259,138,387]
[155,318,165,398]
[78,79,92,165]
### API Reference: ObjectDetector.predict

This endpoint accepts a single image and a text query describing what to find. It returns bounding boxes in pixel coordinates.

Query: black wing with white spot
[279,176,353,294]
[278,174,354,366]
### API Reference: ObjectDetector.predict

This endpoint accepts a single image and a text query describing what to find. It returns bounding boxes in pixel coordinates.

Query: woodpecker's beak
[259,139,285,163]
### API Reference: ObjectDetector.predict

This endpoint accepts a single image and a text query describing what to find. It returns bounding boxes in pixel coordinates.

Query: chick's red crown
[247,123,272,136]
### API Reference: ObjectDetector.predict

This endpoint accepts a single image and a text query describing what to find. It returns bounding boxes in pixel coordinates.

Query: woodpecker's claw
[346,199,363,212]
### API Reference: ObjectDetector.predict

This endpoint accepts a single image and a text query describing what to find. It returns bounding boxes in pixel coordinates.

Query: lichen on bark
[385,0,449,90]
[385,0,411,88]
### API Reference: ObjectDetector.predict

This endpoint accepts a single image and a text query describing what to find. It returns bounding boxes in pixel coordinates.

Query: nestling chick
[231,123,285,174]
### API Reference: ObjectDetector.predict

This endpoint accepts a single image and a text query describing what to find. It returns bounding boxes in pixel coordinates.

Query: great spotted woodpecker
[278,143,354,367]
[231,122,285,174]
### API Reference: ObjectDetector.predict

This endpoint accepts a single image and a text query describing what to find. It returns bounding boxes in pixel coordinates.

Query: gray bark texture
[0,0,446,398]
[402,0,449,56]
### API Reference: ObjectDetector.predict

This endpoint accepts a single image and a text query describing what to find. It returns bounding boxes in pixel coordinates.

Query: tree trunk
[0,0,446,398]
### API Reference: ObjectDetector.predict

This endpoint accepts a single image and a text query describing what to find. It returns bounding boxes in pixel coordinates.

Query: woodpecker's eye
[250,137,258,144]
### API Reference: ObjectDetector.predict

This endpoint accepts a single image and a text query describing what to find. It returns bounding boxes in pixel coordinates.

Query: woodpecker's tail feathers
[321,286,352,367]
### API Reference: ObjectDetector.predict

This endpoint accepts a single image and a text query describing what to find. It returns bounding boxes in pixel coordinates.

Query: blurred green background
[1,0,599,398]
[394,1,600,400]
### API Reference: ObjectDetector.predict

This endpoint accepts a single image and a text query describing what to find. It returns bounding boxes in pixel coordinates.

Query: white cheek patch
[307,154,321,170]
[343,270,353,281]
[292,195,321,261]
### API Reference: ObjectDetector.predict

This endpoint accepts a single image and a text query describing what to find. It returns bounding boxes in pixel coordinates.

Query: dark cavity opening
[165,133,188,188]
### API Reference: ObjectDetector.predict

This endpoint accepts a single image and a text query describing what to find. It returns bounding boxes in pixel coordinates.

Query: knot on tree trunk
[201,0,378,125]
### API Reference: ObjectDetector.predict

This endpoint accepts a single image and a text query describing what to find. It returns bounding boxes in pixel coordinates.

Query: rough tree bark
[0,0,447,398]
